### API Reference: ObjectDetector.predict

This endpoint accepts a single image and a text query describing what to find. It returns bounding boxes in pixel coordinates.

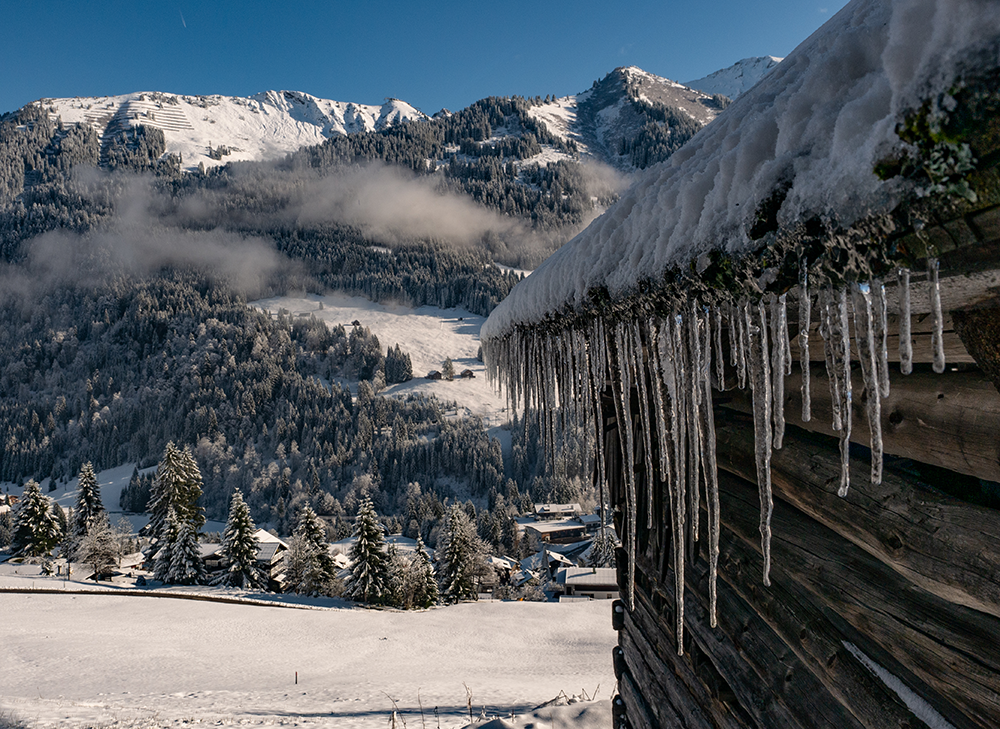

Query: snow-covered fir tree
[411,537,439,608]
[153,506,180,583]
[588,526,618,568]
[148,442,205,564]
[284,505,340,597]
[78,512,120,579]
[177,446,206,531]
[167,519,206,585]
[11,480,63,559]
[437,504,485,603]
[68,462,105,560]
[213,490,264,589]
[346,496,390,604]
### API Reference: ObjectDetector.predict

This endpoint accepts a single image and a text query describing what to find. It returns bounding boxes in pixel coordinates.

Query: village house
[553,566,619,601]
[200,529,289,591]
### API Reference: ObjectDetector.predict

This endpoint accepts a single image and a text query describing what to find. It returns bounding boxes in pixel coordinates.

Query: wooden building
[482,1,1000,727]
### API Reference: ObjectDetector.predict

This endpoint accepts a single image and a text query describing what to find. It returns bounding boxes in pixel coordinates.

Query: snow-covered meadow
[0,586,615,729]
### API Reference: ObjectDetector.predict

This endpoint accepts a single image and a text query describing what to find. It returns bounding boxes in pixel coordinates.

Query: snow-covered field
[251,293,511,431]
[0,585,615,729]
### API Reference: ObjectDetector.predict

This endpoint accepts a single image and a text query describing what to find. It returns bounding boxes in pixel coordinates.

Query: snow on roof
[555,567,619,587]
[253,529,288,549]
[482,0,1000,339]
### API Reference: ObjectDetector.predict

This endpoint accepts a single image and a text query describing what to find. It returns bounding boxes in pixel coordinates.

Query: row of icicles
[483,259,945,654]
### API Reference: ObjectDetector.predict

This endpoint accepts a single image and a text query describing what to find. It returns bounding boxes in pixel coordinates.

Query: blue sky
[1,1,849,115]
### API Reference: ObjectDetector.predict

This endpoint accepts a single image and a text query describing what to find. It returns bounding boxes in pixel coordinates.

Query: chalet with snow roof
[554,566,619,600]
[201,529,289,591]
[483,0,1000,726]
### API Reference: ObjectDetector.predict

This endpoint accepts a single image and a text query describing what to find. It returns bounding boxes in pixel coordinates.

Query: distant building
[553,567,619,600]
[533,503,581,520]
[426,370,442,380]
[458,369,475,379]
[200,529,289,591]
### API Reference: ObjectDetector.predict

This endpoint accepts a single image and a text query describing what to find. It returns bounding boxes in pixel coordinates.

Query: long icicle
[701,305,720,627]
[657,314,686,654]
[851,284,884,485]
[771,294,787,450]
[686,299,703,547]
[871,279,890,399]
[898,267,913,375]
[929,257,946,374]
[713,305,725,391]
[616,322,638,610]
[799,263,812,422]
[834,288,853,497]
[632,322,657,531]
[820,288,843,432]
[747,300,773,586]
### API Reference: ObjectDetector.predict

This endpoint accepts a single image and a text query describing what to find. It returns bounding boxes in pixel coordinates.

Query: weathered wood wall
[608,298,1000,728]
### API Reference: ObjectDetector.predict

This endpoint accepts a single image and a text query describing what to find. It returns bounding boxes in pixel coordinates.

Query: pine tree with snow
[411,537,439,608]
[284,506,340,597]
[78,512,120,580]
[68,462,105,560]
[11,480,64,559]
[214,490,264,589]
[167,519,206,586]
[153,506,180,582]
[346,496,390,605]
[148,442,184,558]
[437,504,484,603]
[589,526,618,568]
[177,446,206,531]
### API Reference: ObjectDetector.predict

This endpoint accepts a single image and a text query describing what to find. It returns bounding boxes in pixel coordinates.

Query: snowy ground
[0,581,615,729]
[251,293,511,433]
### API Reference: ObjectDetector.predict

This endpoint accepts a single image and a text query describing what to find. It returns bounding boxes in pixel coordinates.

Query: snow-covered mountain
[684,56,783,100]
[527,66,726,169]
[36,90,427,171]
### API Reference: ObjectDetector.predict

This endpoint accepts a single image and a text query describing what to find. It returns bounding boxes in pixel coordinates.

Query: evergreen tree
[437,504,484,603]
[442,357,455,381]
[214,490,264,589]
[177,446,206,531]
[11,480,63,558]
[153,506,180,582]
[148,442,184,558]
[346,496,390,604]
[411,537,439,608]
[284,505,339,596]
[589,526,617,568]
[167,520,206,585]
[78,512,120,579]
[68,462,105,560]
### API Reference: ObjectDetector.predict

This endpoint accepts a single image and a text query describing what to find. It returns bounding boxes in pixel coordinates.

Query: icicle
[713,305,725,391]
[735,300,748,389]
[871,280,890,399]
[898,267,913,375]
[770,294,787,450]
[833,288,853,497]
[851,284,883,485]
[799,264,812,422]
[819,288,843,432]
[686,301,704,550]
[701,307,720,627]
[589,320,608,543]
[613,322,638,610]
[928,258,945,374]
[657,314,686,653]
[631,322,656,531]
[747,301,773,586]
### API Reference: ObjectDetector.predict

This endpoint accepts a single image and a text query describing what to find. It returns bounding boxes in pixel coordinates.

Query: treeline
[0,273,513,534]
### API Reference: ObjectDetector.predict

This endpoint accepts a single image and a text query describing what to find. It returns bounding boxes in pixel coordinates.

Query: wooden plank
[619,618,716,729]
[715,471,1000,726]
[618,669,657,729]
[704,508,962,729]
[715,416,1000,619]
[637,548,869,729]
[627,587,756,729]
[777,367,1000,482]
[798,313,976,364]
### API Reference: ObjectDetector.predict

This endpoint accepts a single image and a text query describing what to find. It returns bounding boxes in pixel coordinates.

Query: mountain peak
[684,56,783,100]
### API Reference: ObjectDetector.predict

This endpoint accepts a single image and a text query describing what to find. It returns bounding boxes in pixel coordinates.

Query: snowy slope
[38,90,426,171]
[0,590,615,729]
[684,56,783,99]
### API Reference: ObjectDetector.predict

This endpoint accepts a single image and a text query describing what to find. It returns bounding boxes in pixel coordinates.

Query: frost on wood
[484,262,944,650]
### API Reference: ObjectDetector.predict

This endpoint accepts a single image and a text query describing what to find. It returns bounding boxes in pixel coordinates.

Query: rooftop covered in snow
[482,0,1000,342]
